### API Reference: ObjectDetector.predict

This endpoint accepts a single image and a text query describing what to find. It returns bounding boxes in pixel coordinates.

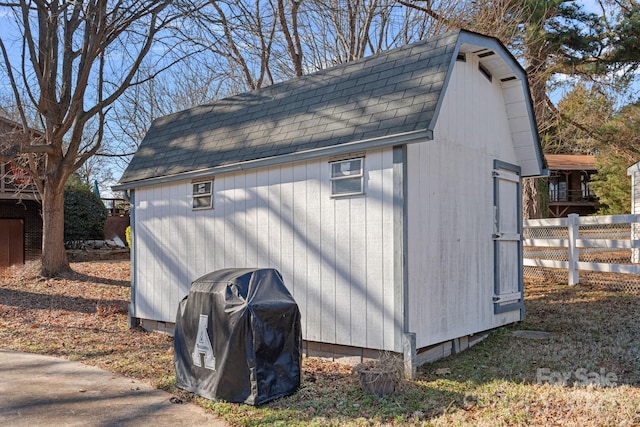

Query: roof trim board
[0,116,45,137]
[113,128,431,191]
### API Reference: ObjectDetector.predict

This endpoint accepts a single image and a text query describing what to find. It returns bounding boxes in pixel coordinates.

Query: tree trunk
[522,177,542,220]
[40,180,70,277]
[522,35,548,220]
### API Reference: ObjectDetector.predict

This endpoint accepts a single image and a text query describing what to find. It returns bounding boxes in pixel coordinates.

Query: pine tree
[590,153,632,215]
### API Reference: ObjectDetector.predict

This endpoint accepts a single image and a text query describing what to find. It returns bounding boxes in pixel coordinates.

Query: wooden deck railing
[548,189,597,203]
[0,163,38,197]
[102,198,129,216]
[2,165,129,217]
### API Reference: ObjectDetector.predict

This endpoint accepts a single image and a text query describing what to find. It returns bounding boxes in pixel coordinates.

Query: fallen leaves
[0,260,173,381]
[2,261,640,426]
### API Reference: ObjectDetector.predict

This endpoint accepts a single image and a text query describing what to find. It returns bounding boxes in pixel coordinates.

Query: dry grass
[1,261,639,426]
[0,261,175,384]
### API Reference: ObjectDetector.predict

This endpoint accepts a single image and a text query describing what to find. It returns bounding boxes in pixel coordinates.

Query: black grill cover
[174,268,302,405]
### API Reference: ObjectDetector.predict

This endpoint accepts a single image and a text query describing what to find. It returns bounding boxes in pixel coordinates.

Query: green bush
[64,188,107,241]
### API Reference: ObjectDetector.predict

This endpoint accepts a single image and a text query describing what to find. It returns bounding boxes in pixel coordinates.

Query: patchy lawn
[1,261,639,426]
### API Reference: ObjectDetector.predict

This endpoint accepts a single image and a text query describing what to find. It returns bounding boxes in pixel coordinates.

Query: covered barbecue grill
[174,268,302,405]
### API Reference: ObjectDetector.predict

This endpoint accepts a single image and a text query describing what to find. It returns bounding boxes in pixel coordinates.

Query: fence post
[567,213,579,285]
[632,221,639,264]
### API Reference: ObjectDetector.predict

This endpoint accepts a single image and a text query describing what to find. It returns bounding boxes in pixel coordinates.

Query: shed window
[192,180,213,209]
[330,157,364,197]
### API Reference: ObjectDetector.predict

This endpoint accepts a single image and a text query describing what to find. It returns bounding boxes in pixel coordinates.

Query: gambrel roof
[115,29,544,190]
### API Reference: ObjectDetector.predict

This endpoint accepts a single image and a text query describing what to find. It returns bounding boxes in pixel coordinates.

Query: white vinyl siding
[406,53,521,349]
[132,148,398,351]
[502,79,541,176]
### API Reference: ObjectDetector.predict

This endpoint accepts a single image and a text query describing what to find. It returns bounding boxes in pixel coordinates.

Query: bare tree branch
[394,0,451,25]
[0,38,29,132]
[278,0,303,76]
[0,0,202,276]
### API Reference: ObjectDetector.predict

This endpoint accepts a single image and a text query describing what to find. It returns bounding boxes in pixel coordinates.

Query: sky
[0,1,637,195]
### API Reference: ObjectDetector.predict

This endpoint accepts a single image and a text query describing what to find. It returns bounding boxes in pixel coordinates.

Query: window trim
[329,157,365,198]
[192,179,213,210]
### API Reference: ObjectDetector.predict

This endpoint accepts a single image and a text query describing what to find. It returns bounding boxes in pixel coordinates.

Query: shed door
[0,219,24,267]
[492,161,523,314]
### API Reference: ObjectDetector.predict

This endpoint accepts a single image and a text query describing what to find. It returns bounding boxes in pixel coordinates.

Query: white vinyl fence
[523,213,640,291]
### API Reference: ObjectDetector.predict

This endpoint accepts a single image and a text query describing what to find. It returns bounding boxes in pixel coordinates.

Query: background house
[115,30,544,373]
[545,154,598,218]
[0,117,42,267]
[102,197,130,244]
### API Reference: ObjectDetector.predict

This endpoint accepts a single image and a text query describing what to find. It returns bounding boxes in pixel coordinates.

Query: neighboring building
[102,197,130,243]
[114,30,545,373]
[0,117,42,267]
[545,154,598,218]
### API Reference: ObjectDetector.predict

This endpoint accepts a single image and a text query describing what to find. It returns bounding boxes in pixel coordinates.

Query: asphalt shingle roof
[118,30,461,185]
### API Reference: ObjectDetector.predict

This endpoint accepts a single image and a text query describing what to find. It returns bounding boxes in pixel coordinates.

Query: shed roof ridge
[120,29,527,187]
[154,29,463,123]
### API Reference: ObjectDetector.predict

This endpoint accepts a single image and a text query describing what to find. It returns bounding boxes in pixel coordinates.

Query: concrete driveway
[0,350,228,426]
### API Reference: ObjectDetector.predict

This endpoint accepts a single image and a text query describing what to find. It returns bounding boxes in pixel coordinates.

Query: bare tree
[0,0,196,276]
[205,0,279,88]
[109,0,479,187]
[105,0,468,177]
[278,0,459,72]
[186,0,459,88]
[107,60,227,175]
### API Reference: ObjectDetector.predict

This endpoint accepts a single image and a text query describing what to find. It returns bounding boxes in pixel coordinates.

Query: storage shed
[115,29,545,375]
